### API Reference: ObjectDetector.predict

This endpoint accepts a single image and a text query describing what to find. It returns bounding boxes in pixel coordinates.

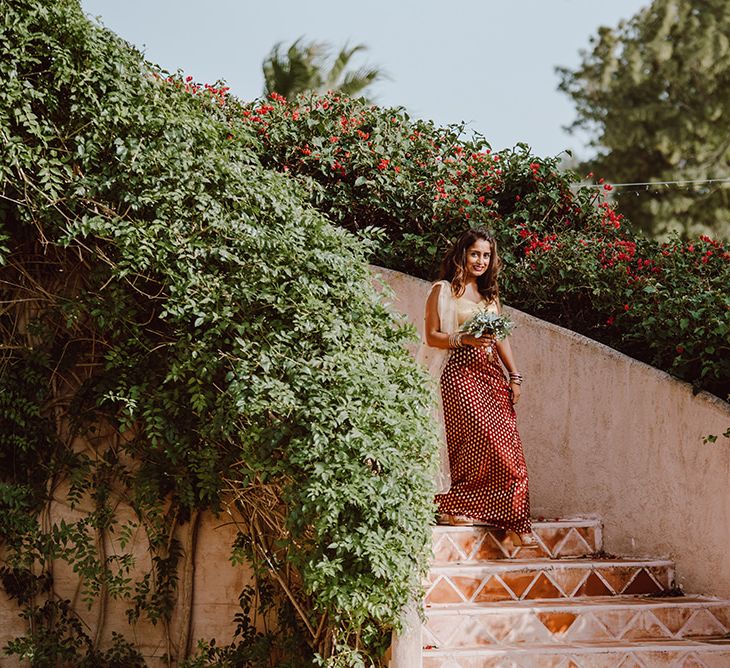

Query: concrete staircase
[422,517,730,667]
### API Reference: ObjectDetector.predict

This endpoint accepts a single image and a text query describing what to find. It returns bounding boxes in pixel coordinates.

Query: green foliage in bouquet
[0,1,439,665]
[239,94,730,399]
[461,311,515,341]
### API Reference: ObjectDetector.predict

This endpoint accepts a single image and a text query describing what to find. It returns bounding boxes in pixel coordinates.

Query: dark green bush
[0,1,438,665]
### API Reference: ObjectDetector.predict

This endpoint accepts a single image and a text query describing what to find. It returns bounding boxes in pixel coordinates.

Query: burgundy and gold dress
[435,295,531,533]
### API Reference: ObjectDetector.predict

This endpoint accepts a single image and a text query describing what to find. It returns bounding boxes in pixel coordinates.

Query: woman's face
[465,239,492,278]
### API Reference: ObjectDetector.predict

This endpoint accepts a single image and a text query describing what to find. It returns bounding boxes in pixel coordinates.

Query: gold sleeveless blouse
[456,294,498,326]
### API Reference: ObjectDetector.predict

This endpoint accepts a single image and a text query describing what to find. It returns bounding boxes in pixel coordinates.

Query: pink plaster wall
[375,266,730,598]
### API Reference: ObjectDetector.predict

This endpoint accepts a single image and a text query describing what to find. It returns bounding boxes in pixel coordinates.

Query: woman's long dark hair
[439,228,501,301]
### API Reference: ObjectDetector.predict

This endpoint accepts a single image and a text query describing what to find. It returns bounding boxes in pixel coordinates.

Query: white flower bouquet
[461,309,515,341]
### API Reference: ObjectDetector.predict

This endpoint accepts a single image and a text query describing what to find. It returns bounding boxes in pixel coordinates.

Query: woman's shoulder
[428,279,451,295]
[426,280,453,308]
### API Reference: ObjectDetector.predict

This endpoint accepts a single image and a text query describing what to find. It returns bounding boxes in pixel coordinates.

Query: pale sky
[80,0,649,157]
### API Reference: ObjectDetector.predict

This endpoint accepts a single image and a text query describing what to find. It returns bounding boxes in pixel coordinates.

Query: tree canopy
[558,0,730,241]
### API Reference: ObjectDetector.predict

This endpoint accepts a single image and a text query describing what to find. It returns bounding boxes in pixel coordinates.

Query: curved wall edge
[373,265,730,598]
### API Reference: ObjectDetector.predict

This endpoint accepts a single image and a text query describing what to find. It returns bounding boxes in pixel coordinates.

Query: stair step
[414,513,728,665]
[425,559,675,606]
[422,639,730,667]
[432,516,603,562]
[423,596,730,648]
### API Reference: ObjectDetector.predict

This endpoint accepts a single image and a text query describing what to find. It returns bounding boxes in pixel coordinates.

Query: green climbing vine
[0,0,438,665]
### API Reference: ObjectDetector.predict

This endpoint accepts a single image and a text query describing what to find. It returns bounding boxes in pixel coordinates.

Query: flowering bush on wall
[231,93,729,399]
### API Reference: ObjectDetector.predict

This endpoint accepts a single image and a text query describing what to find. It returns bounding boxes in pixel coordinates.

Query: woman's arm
[495,337,522,405]
[425,284,492,350]
[495,336,519,374]
[495,297,522,404]
[424,283,451,349]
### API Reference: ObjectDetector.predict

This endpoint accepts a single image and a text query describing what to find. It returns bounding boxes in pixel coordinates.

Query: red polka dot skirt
[435,346,531,533]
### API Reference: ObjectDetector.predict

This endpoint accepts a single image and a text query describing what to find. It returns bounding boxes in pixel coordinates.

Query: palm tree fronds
[261,37,383,101]
[337,67,386,99]
[324,43,368,90]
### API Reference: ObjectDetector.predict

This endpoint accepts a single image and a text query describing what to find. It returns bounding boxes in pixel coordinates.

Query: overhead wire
[579,176,730,189]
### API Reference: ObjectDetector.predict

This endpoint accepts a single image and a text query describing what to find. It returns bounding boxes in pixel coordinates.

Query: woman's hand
[509,381,521,405]
[461,333,495,348]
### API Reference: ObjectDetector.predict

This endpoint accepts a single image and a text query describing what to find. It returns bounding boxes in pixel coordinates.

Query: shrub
[239,93,730,399]
[0,1,438,665]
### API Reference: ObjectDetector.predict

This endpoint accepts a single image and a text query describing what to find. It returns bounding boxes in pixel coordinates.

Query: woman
[421,228,534,545]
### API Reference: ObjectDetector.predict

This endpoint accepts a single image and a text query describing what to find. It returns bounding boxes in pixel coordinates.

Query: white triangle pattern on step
[420,517,730,667]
